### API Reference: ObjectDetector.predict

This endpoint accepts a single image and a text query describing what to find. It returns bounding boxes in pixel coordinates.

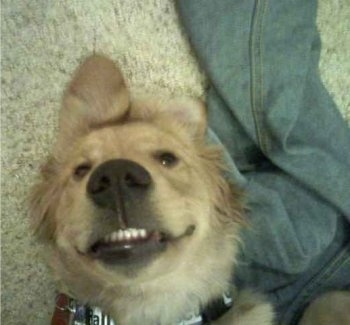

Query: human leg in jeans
[176,1,350,324]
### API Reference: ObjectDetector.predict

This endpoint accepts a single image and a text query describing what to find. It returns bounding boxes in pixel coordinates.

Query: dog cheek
[56,222,92,254]
[150,179,189,232]
[153,183,209,237]
[30,180,61,242]
[55,190,95,253]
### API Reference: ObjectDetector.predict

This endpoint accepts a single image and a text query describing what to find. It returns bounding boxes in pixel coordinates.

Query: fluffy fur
[30,54,274,324]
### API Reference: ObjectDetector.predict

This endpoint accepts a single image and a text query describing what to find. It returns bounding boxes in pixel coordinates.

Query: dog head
[30,55,244,318]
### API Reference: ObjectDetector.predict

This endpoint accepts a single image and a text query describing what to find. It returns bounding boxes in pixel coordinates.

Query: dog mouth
[87,226,195,265]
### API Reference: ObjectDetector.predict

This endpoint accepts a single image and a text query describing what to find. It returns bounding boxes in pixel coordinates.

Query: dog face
[31,55,244,321]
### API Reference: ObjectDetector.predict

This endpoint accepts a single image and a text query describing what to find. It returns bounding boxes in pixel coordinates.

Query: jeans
[176,1,350,324]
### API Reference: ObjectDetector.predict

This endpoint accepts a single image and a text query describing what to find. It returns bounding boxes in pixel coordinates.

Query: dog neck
[107,246,237,324]
[177,292,234,324]
[52,291,234,325]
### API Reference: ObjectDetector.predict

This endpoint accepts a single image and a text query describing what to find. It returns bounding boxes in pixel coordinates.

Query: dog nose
[87,159,152,209]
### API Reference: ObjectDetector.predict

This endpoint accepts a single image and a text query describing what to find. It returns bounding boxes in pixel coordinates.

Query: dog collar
[52,292,233,325]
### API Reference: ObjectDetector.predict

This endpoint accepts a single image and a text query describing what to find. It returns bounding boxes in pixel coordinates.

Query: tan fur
[30,54,273,325]
[298,291,350,325]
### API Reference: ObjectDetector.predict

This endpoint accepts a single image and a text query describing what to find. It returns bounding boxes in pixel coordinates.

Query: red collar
[51,293,72,325]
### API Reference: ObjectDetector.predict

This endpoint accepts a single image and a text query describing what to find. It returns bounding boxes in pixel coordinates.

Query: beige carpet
[1,1,349,324]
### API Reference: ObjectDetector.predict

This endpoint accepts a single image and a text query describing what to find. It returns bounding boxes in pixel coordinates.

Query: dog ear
[166,97,207,139]
[130,96,207,139]
[58,54,130,147]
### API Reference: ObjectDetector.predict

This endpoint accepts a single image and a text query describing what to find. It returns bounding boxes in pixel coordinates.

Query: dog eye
[154,151,178,167]
[73,163,92,180]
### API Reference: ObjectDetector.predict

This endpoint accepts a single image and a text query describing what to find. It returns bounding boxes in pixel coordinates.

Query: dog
[30,54,274,324]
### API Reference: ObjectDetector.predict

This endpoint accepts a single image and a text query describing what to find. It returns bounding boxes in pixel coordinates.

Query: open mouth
[88,226,195,265]
[89,228,168,264]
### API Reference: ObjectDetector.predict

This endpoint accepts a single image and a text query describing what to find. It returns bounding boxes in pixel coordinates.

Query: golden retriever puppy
[30,55,274,325]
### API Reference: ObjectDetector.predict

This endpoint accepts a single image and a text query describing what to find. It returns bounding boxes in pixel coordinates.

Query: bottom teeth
[104,228,148,243]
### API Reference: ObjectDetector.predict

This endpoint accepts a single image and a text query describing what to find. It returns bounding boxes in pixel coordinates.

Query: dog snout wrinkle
[87,159,152,211]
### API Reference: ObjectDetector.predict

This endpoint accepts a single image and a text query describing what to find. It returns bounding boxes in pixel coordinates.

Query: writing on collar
[52,292,233,325]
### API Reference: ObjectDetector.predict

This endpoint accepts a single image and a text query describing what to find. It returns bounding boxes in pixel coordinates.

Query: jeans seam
[250,0,269,153]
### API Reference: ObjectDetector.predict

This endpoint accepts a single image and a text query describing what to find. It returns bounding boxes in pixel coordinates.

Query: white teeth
[130,229,138,239]
[140,229,147,238]
[117,230,124,241]
[111,232,119,241]
[124,230,131,240]
[103,228,148,243]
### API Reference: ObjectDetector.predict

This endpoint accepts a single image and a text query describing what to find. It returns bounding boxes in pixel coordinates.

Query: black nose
[87,159,152,210]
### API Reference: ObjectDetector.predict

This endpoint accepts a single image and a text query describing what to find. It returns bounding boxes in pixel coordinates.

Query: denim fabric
[176,1,350,324]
